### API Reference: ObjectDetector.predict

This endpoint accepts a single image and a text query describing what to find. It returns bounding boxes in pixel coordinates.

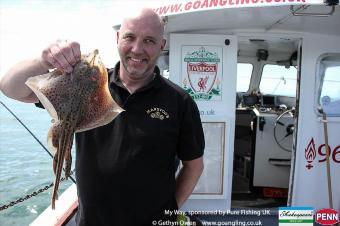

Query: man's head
[117,8,166,83]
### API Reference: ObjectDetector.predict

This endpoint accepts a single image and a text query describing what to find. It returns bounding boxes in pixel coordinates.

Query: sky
[0,0,169,76]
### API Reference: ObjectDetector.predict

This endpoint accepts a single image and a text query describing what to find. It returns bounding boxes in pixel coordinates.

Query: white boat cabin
[148,0,340,211]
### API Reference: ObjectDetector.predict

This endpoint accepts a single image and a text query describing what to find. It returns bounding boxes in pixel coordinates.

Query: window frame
[315,53,340,117]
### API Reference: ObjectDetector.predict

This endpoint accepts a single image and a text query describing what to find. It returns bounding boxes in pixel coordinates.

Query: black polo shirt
[59,63,204,226]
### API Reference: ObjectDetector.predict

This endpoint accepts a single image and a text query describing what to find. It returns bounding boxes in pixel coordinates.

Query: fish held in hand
[25,50,123,209]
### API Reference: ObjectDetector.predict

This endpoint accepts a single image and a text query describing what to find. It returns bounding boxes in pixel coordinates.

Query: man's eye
[145,39,155,44]
[124,36,134,41]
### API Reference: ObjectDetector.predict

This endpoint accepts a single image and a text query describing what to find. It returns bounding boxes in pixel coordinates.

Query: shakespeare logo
[279,207,314,225]
[182,46,222,101]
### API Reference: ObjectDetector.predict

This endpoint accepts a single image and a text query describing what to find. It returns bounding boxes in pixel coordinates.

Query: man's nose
[131,40,144,54]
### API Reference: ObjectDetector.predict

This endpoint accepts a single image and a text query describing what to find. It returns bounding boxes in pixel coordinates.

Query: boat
[31,0,340,225]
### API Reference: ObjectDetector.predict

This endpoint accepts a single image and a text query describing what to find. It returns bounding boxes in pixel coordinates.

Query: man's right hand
[0,40,82,103]
[40,40,81,73]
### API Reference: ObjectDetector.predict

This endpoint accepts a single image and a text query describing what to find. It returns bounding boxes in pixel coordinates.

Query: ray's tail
[51,127,74,209]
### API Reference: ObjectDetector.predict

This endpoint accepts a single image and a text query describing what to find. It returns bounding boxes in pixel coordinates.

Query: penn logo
[315,208,339,225]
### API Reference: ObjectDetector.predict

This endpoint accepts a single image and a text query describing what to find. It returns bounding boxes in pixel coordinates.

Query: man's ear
[161,39,166,50]
[116,31,120,44]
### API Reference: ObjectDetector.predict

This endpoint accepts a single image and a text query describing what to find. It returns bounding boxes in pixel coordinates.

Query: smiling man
[117,10,166,94]
[0,8,204,226]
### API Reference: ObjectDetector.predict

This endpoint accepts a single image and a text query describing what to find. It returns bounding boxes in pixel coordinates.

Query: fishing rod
[0,100,76,184]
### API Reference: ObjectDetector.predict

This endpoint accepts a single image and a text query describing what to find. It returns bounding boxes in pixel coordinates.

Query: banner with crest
[182,46,223,101]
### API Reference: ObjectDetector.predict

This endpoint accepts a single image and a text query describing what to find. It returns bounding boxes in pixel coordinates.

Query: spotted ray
[25,50,123,209]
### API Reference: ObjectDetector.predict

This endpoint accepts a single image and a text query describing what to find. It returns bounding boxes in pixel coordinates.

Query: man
[0,8,204,226]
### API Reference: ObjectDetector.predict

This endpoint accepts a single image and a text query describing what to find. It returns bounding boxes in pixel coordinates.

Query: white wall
[291,33,340,210]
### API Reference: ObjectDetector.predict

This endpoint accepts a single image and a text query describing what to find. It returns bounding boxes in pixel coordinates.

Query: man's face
[117,16,165,81]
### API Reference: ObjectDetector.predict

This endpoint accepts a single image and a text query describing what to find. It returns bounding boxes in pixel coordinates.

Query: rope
[0,170,75,211]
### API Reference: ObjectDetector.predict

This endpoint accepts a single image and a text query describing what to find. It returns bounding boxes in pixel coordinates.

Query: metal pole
[320,108,333,209]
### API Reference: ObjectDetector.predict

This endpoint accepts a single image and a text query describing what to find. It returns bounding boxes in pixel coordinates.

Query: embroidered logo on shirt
[146,107,169,120]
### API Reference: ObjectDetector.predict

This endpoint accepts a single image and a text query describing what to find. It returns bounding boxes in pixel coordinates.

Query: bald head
[120,8,164,38]
[116,8,166,91]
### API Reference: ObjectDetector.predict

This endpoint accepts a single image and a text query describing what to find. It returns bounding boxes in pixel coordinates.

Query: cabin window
[317,55,340,116]
[237,63,253,92]
[259,64,297,97]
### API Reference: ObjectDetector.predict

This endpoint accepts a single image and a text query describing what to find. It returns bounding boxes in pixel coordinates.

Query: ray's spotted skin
[25,50,123,209]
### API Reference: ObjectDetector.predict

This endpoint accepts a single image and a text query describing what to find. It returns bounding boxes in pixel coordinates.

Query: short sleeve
[177,95,205,161]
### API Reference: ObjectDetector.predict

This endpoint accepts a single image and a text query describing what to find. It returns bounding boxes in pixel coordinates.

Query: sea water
[0,94,75,226]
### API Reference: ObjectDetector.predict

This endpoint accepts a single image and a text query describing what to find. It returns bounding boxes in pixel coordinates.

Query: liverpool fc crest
[183,46,222,101]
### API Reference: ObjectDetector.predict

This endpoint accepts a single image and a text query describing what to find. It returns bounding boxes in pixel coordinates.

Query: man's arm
[0,58,50,103]
[175,156,204,208]
[0,40,81,103]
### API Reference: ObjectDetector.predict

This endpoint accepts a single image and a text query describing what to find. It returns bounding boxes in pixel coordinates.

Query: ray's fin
[25,73,58,120]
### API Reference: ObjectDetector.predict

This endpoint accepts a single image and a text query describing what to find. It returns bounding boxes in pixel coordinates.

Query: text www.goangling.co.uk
[153,0,306,16]
[201,220,263,226]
